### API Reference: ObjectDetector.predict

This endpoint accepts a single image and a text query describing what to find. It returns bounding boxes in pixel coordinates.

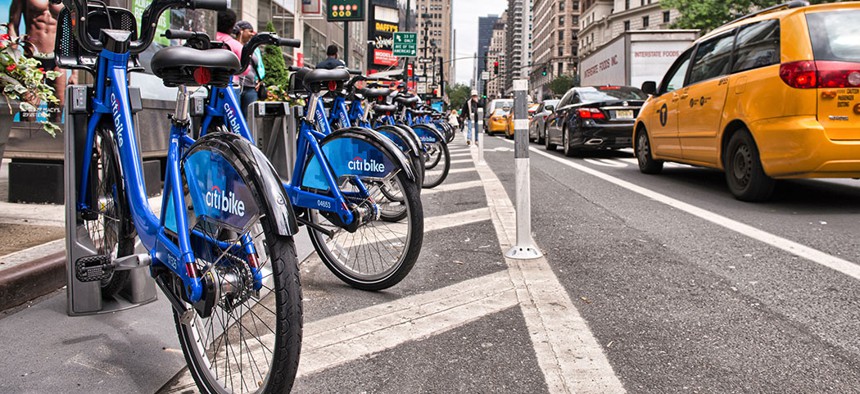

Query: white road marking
[421,180,484,195]
[449,159,474,165]
[448,167,477,175]
[584,158,627,168]
[505,139,860,282]
[298,272,517,376]
[471,145,626,393]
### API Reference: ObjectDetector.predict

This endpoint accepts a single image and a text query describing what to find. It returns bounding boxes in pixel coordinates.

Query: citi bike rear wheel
[171,136,302,394]
[82,127,134,298]
[306,135,423,291]
[421,140,450,188]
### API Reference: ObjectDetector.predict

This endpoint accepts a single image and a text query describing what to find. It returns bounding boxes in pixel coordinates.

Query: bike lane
[480,135,860,392]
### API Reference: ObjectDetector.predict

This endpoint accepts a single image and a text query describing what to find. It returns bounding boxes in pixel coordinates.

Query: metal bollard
[505,79,543,260]
[477,108,485,165]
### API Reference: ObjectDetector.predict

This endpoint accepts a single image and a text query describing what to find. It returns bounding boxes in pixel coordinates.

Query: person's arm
[8,0,24,38]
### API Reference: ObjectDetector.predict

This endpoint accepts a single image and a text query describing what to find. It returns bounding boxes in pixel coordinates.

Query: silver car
[528,99,559,144]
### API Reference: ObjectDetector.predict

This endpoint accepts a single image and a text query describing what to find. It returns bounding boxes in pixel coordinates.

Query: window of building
[625,0,630,10]
[558,46,564,56]
[624,20,630,31]
[572,16,578,26]
[559,30,564,41]
[559,1,565,11]
[559,16,565,26]
[643,16,649,28]
[663,11,671,23]
[558,63,564,75]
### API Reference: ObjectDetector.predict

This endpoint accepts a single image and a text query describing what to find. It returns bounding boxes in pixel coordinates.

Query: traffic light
[493,61,499,74]
[541,65,547,76]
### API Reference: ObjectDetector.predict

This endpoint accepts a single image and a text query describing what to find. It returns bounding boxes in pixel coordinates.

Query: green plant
[549,75,574,96]
[0,25,62,136]
[261,21,290,102]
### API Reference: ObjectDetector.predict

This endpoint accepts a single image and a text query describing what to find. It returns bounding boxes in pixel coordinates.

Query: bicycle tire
[172,136,302,393]
[412,125,450,189]
[305,135,423,291]
[82,127,134,299]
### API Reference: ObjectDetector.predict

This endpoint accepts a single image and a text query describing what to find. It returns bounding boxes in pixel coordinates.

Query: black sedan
[544,86,647,157]
[528,99,559,144]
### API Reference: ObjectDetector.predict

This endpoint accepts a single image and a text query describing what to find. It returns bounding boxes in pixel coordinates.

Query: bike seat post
[173,85,191,127]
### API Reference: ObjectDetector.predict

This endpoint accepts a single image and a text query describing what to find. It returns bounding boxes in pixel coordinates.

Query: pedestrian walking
[448,109,459,129]
[460,90,479,145]
[234,20,265,118]
[216,10,254,117]
[316,44,347,69]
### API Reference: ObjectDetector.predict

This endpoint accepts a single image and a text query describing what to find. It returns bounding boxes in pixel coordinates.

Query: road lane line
[450,159,474,165]
[298,272,517,377]
[472,145,626,393]
[504,139,860,282]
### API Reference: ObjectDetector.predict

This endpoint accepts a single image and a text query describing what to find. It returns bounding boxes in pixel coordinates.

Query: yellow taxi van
[634,1,860,201]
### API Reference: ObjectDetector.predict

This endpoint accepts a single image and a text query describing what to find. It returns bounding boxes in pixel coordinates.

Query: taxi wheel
[636,128,663,174]
[724,129,775,202]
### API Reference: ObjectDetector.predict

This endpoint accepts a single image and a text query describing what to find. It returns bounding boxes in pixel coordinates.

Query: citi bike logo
[347,156,385,173]
[110,93,124,147]
[224,103,242,134]
[205,185,246,217]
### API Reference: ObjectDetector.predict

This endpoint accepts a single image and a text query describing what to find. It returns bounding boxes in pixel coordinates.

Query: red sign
[373,49,398,66]
[296,52,304,68]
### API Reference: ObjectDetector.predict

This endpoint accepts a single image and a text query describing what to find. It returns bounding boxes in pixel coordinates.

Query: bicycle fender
[376,125,422,158]
[411,124,446,145]
[185,133,298,236]
[323,127,416,182]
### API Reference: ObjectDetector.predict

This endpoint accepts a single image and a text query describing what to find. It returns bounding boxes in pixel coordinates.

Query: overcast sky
[451,0,507,86]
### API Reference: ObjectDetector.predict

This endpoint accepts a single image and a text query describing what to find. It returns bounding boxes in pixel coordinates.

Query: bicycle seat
[374,104,397,113]
[395,95,420,106]
[151,46,240,87]
[303,68,350,93]
[359,87,391,99]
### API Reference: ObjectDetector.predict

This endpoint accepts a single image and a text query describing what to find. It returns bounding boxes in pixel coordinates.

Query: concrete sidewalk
[0,159,67,312]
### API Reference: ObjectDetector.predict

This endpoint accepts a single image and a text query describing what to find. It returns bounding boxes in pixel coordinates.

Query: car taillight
[578,108,605,120]
[779,60,860,89]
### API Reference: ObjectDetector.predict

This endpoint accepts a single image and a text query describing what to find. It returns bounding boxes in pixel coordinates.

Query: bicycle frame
[77,47,275,303]
[199,86,359,226]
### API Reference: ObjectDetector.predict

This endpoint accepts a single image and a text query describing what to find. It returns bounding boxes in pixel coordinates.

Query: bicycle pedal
[74,255,115,282]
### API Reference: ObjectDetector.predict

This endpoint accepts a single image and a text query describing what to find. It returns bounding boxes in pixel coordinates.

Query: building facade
[487,12,507,100]
[529,0,581,99]
[504,0,532,95]
[579,0,681,59]
[415,0,453,96]
[477,15,500,95]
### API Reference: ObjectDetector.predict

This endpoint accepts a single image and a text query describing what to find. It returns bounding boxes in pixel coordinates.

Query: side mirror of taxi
[641,81,657,96]
[546,105,555,113]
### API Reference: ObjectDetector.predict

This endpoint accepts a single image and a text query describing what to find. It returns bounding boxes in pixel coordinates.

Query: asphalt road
[482,133,860,392]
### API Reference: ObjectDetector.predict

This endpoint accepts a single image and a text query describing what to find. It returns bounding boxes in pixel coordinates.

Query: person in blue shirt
[316,44,346,69]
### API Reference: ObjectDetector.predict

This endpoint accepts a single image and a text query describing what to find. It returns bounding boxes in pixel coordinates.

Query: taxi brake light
[780,61,860,89]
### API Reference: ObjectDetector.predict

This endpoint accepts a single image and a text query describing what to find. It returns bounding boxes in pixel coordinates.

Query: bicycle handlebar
[238,33,301,75]
[59,0,227,55]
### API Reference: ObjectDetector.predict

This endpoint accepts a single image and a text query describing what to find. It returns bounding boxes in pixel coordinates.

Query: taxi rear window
[807,10,860,62]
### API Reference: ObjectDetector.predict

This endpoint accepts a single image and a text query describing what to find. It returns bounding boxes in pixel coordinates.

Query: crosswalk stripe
[421,180,484,195]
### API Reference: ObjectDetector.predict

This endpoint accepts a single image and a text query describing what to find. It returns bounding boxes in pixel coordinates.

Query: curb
[0,251,66,312]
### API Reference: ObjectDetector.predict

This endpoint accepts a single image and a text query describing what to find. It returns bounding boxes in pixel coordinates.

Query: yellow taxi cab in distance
[635,1,860,201]
[504,103,540,139]
[486,107,511,135]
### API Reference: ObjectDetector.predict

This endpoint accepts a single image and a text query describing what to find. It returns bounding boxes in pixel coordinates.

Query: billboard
[367,1,399,71]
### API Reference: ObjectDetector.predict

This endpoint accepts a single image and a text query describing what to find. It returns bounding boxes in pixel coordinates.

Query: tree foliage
[446,83,470,112]
[662,0,836,34]
[549,75,574,96]
[261,21,290,96]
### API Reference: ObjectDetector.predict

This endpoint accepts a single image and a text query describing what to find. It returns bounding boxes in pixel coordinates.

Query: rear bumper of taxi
[751,116,860,178]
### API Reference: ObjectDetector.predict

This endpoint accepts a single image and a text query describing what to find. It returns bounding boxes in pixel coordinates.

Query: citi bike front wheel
[169,134,302,394]
[302,131,423,291]
[413,124,450,189]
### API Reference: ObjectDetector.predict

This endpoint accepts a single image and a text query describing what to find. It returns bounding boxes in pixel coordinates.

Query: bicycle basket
[55,5,139,74]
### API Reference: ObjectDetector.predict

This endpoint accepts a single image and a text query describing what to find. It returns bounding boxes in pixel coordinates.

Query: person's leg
[241,89,258,119]
[466,119,473,144]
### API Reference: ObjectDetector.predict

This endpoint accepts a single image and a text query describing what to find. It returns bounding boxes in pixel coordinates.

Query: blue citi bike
[56,0,302,391]
[180,35,424,291]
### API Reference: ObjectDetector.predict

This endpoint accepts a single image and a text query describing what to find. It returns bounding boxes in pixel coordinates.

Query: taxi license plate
[615,110,634,120]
